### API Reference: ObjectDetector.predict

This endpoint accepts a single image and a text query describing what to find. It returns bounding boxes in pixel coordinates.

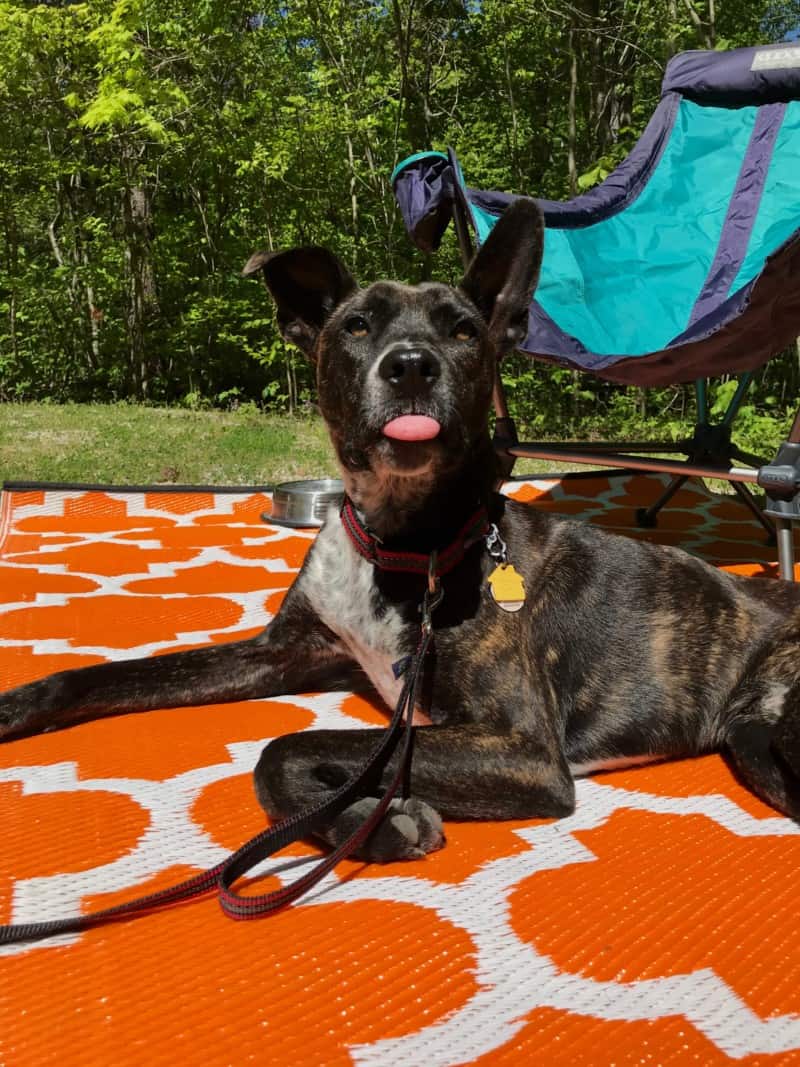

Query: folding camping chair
[392,43,800,580]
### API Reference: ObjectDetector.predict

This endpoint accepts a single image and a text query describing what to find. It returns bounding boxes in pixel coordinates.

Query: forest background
[2,0,800,451]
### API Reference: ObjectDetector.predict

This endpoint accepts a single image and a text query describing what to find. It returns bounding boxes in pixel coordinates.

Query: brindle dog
[2,199,800,861]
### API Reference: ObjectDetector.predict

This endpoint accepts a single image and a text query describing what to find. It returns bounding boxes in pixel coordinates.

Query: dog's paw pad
[398,798,444,853]
[335,796,445,862]
[387,812,420,846]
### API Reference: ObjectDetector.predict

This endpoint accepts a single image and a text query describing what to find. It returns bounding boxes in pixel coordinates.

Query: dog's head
[244,199,543,522]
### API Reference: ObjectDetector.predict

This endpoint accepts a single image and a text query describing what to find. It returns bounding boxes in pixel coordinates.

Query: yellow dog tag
[488,564,526,613]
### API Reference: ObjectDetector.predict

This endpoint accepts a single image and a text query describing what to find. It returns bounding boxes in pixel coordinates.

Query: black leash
[0,569,443,946]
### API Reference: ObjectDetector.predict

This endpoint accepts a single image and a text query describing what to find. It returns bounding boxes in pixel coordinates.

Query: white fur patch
[762,682,789,724]
[299,515,409,711]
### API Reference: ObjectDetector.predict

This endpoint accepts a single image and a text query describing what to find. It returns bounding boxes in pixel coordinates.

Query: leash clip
[421,551,444,635]
[485,523,509,564]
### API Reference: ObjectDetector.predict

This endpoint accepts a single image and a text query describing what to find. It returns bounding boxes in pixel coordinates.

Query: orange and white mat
[1,474,799,1066]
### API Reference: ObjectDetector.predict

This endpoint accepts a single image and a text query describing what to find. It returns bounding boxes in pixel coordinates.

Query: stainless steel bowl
[263,478,344,528]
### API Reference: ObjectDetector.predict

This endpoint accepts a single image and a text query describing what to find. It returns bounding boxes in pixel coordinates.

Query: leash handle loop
[0,604,437,945]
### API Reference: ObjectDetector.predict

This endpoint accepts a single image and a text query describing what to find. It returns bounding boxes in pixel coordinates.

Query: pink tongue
[382,415,441,441]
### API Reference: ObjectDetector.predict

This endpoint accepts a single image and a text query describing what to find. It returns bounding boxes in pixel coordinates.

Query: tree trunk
[121,148,159,398]
[567,27,578,197]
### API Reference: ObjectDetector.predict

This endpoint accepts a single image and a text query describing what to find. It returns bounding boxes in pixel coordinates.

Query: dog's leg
[0,589,355,740]
[254,723,575,861]
[723,610,800,818]
[724,710,800,818]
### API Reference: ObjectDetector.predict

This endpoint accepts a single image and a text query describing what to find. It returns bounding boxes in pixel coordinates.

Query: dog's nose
[377,348,441,394]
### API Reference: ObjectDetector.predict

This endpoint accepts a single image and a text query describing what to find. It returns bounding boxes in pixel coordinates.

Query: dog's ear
[242,247,357,358]
[458,198,543,356]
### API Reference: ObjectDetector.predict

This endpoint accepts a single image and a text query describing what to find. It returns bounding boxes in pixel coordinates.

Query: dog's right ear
[242,247,357,359]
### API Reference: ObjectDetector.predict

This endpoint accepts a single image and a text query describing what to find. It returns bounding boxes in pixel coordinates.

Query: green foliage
[0,0,799,431]
[577,130,637,190]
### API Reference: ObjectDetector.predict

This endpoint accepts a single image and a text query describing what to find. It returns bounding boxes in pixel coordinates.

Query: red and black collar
[340,497,489,577]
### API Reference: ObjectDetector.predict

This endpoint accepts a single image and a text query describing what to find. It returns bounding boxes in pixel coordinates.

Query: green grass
[1,400,792,489]
[0,401,617,487]
[0,402,336,487]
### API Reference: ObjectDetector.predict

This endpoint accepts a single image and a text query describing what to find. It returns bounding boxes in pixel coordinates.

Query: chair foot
[635,507,658,529]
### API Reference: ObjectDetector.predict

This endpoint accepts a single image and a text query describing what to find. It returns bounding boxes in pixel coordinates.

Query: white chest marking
[300,517,408,710]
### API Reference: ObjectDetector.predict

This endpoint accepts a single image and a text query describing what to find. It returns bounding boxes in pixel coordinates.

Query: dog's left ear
[459,198,544,356]
[243,247,357,359]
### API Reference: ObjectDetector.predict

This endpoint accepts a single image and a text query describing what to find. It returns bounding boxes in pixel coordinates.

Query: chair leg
[633,378,755,530]
[776,519,797,581]
[763,409,800,581]
[635,475,689,528]
[730,443,769,468]
[731,481,776,541]
[492,369,518,482]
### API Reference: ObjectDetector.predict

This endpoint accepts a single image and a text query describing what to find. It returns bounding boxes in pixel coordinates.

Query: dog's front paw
[0,692,26,741]
[334,796,445,862]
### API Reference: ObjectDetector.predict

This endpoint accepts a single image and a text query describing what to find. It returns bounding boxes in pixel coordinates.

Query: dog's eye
[453,321,477,341]
[346,316,370,337]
